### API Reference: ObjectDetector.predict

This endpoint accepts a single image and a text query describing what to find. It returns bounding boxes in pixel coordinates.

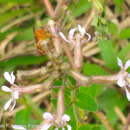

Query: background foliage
[0,0,130,130]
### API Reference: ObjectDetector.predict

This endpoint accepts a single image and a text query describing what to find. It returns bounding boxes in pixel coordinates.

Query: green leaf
[83,62,109,76]
[79,124,101,130]
[0,0,33,3]
[79,84,104,99]
[118,43,130,61]
[120,28,130,39]
[66,106,76,130]
[0,55,47,68]
[79,124,91,130]
[14,27,34,41]
[69,0,92,18]
[23,95,43,120]
[15,107,32,125]
[113,0,124,12]
[0,9,26,25]
[108,22,118,35]
[98,40,117,70]
[76,92,98,112]
[98,88,128,125]
[94,0,103,12]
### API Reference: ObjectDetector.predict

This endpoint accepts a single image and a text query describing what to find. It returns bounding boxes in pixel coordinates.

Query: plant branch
[42,0,55,17]
[96,111,114,130]
[84,2,96,30]
[69,70,128,86]
[123,113,130,130]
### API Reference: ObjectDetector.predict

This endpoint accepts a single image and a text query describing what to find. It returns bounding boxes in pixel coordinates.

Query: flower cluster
[59,24,91,45]
[117,58,130,100]
[1,72,19,111]
[41,112,71,130]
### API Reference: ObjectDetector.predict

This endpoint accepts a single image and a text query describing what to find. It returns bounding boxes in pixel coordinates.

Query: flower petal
[1,86,12,92]
[85,32,91,41]
[78,24,85,36]
[62,114,70,122]
[55,128,58,130]
[117,57,123,69]
[67,125,72,130]
[117,77,126,87]
[4,72,12,84]
[11,72,16,84]
[41,123,52,130]
[68,28,77,40]
[124,87,130,101]
[4,98,12,111]
[128,74,130,78]
[10,100,16,111]
[59,32,70,43]
[43,112,53,120]
[12,125,26,130]
[124,60,130,70]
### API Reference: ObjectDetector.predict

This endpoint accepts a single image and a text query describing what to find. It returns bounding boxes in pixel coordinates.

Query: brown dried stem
[114,106,126,125]
[70,70,127,86]
[42,0,55,17]
[96,111,114,130]
[57,88,65,121]
[84,2,96,30]
[123,113,130,130]
[62,40,76,69]
[54,0,65,19]
[1,12,42,32]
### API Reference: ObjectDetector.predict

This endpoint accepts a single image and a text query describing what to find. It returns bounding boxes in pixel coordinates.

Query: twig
[89,57,104,66]
[18,76,55,94]
[120,17,130,30]
[84,2,96,30]
[54,0,65,19]
[96,111,114,130]
[16,66,48,80]
[123,113,130,130]
[62,40,76,69]
[0,32,17,55]
[82,47,100,58]
[57,88,65,121]
[0,12,42,32]
[48,20,62,55]
[114,106,126,125]
[1,40,34,60]
[82,42,98,52]
[69,70,127,85]
[42,0,55,17]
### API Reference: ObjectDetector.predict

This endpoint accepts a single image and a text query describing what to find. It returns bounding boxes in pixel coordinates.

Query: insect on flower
[33,26,52,54]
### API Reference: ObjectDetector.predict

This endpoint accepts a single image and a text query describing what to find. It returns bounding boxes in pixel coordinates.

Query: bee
[33,27,51,54]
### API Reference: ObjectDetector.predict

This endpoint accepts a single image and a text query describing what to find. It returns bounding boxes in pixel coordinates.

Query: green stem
[71,89,82,125]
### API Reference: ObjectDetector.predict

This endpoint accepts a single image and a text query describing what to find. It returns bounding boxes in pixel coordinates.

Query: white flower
[41,112,54,130]
[12,125,26,130]
[59,25,91,44]
[117,58,130,101]
[1,72,19,111]
[4,72,15,84]
[61,114,71,130]
[41,112,71,130]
